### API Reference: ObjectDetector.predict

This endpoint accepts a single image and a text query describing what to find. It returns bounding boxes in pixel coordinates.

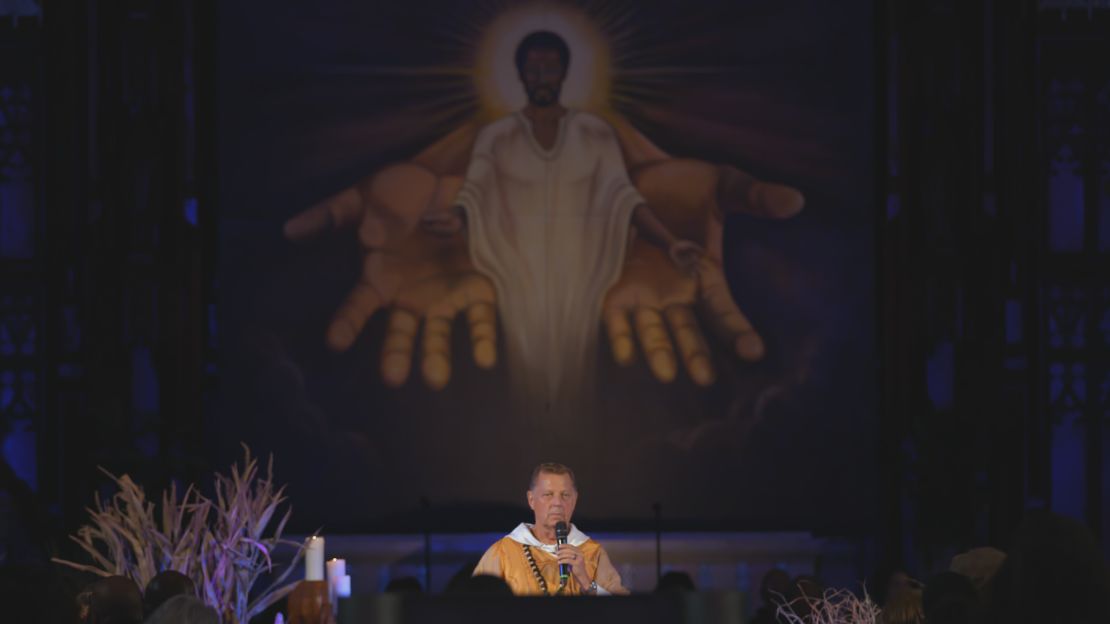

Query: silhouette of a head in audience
[143,570,196,618]
[749,568,792,624]
[384,576,424,594]
[144,595,218,624]
[760,567,791,606]
[982,510,1110,624]
[445,574,513,595]
[923,571,977,624]
[80,575,143,624]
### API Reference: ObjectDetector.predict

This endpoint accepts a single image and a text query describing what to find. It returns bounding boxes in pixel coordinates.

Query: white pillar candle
[305,536,325,581]
[336,575,352,598]
[326,558,346,582]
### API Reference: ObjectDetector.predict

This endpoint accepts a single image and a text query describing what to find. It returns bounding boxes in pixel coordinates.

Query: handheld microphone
[555,521,570,583]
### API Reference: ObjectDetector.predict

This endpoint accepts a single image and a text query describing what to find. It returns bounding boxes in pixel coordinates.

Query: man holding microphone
[473,463,628,596]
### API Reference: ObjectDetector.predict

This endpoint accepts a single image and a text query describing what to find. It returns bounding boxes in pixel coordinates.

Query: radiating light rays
[288,0,845,190]
[473,2,611,116]
[312,66,473,77]
[300,0,740,126]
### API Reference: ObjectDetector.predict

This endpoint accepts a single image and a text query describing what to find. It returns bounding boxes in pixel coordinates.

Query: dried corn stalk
[54,445,304,624]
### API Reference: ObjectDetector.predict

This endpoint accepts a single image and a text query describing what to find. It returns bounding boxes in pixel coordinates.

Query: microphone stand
[420,496,431,592]
[652,502,662,583]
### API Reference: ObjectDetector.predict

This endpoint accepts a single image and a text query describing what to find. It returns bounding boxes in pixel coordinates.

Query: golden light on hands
[287,2,806,390]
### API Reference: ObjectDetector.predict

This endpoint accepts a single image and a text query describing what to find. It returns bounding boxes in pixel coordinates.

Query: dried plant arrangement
[54,445,305,624]
[775,587,883,624]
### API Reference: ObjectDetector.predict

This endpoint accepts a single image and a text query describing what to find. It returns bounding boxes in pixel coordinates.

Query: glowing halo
[473,2,612,118]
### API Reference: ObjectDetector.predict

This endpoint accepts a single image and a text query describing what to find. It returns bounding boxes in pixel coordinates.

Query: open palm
[603,158,803,386]
[284,163,495,390]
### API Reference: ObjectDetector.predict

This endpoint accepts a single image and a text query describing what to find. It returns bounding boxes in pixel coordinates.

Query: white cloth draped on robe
[455,110,643,413]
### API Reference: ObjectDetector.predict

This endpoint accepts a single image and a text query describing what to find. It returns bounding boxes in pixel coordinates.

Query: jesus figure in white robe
[421,31,701,414]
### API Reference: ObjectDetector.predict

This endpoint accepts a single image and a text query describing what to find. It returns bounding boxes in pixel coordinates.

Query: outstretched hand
[604,159,803,386]
[284,164,496,390]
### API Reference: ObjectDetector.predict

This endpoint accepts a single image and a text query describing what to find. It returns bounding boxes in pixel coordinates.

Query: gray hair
[145,595,219,624]
[529,462,576,490]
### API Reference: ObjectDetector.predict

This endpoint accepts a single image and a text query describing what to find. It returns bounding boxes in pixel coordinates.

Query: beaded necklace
[522,544,567,595]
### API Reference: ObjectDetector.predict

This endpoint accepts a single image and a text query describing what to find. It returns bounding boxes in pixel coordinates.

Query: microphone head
[555,521,569,538]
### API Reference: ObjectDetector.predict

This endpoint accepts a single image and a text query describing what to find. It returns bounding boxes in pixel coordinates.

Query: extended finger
[467,302,497,369]
[603,307,635,365]
[421,216,462,237]
[664,305,716,386]
[700,274,765,361]
[380,309,419,387]
[634,308,677,383]
[326,281,384,352]
[421,307,453,390]
[717,165,804,219]
[284,188,363,241]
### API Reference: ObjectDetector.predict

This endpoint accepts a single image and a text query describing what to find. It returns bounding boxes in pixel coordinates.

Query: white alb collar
[507,523,590,553]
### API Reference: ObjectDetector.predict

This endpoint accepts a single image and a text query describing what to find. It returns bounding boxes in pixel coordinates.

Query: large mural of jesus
[217,0,876,532]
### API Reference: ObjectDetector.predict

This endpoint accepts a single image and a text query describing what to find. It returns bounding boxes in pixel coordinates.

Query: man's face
[520,48,565,107]
[527,471,577,530]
